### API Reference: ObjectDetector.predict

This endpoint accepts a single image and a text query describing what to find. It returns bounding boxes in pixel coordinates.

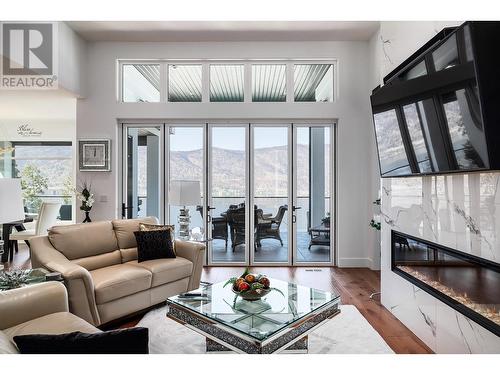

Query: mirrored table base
[166,300,340,354]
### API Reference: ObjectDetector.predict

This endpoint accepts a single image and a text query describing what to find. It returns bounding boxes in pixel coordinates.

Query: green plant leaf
[251,282,264,291]
[241,267,250,277]
[223,277,237,288]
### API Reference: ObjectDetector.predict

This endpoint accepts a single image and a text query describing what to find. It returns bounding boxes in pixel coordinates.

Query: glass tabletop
[0,268,47,291]
[167,278,340,341]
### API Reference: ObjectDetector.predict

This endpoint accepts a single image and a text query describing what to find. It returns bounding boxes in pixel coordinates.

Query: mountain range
[139,145,331,197]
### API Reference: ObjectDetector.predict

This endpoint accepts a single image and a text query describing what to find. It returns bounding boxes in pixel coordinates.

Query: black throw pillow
[13,327,149,354]
[134,229,176,262]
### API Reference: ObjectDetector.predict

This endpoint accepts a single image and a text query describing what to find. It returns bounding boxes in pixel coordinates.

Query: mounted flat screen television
[371,21,500,177]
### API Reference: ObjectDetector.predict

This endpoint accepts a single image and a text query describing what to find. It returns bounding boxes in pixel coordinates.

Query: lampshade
[169,180,201,206]
[0,179,25,223]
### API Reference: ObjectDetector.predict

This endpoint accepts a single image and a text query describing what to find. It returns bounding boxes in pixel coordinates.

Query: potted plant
[76,182,94,223]
[370,199,381,231]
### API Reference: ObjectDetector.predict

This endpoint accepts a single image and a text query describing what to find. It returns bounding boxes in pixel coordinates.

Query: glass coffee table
[166,278,341,354]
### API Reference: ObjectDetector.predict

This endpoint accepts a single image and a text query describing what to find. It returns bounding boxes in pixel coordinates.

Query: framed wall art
[79,139,111,171]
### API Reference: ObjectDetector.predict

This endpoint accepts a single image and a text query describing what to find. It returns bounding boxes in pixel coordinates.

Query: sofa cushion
[0,331,18,354]
[139,223,176,254]
[90,264,152,304]
[48,221,119,260]
[4,312,100,339]
[127,257,193,287]
[120,247,138,263]
[13,327,149,354]
[134,229,176,262]
[112,217,158,249]
[73,250,122,271]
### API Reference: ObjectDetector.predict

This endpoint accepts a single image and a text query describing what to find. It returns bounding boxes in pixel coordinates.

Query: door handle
[292,206,302,211]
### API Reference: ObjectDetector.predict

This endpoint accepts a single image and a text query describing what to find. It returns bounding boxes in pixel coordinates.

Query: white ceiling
[67,21,380,42]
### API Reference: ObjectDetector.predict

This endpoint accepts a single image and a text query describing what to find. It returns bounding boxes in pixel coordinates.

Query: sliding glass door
[251,125,291,265]
[293,125,333,264]
[167,125,205,239]
[208,125,248,264]
[121,122,334,266]
[122,125,163,219]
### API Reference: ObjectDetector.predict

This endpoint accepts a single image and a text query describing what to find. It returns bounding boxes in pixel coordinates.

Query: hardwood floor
[3,244,432,354]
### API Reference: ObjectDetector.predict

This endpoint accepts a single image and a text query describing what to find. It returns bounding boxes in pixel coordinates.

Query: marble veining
[453,203,481,235]
[418,306,437,338]
[381,173,500,353]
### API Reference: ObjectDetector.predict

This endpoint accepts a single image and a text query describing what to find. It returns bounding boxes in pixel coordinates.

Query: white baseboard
[337,257,373,268]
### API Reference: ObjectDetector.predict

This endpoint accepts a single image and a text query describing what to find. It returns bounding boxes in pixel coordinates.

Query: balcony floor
[211,231,331,263]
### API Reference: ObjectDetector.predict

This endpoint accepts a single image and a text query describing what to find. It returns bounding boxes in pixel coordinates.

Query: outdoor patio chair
[255,205,287,248]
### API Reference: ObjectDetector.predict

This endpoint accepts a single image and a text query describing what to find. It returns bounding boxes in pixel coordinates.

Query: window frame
[250,62,288,103]
[117,59,338,104]
[208,63,246,103]
[293,62,335,103]
[119,61,163,103]
[4,141,74,214]
[167,63,203,103]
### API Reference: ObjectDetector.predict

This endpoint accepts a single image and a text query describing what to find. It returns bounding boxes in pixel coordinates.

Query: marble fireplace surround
[381,173,500,353]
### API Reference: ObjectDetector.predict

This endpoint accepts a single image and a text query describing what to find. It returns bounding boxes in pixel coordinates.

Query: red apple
[259,277,270,288]
[238,282,250,292]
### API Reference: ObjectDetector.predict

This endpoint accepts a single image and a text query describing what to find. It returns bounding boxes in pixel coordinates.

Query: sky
[169,126,330,151]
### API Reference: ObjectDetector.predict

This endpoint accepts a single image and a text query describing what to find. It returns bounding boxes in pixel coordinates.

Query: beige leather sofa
[30,217,205,326]
[0,282,100,354]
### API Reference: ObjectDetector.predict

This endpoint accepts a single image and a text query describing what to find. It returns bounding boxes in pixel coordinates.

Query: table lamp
[0,179,25,270]
[169,180,201,239]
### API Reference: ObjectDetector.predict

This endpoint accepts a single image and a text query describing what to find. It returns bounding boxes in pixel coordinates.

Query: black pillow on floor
[134,229,176,262]
[13,327,149,354]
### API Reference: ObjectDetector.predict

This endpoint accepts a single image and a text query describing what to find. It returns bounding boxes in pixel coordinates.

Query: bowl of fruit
[224,268,280,301]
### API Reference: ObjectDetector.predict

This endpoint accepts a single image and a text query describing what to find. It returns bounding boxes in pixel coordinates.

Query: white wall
[57,22,87,97]
[374,21,500,353]
[0,90,76,141]
[76,40,376,267]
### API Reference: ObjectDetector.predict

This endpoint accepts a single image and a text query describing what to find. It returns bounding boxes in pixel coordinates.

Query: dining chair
[9,202,62,258]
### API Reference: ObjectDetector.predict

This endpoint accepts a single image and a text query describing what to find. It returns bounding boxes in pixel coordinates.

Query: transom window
[168,64,202,102]
[210,64,244,102]
[122,63,160,103]
[119,60,335,103]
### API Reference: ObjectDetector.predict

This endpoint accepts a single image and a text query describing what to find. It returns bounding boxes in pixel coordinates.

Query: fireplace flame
[399,266,500,326]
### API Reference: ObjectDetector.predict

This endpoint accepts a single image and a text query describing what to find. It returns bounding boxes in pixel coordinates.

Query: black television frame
[371,21,500,178]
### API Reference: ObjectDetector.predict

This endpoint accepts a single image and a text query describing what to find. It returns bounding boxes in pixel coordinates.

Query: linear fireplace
[392,230,500,337]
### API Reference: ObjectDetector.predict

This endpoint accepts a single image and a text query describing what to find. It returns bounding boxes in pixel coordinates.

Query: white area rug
[137,305,394,354]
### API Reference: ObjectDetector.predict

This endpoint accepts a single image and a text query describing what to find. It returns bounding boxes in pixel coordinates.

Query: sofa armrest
[0,281,68,330]
[175,240,205,291]
[29,236,101,326]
